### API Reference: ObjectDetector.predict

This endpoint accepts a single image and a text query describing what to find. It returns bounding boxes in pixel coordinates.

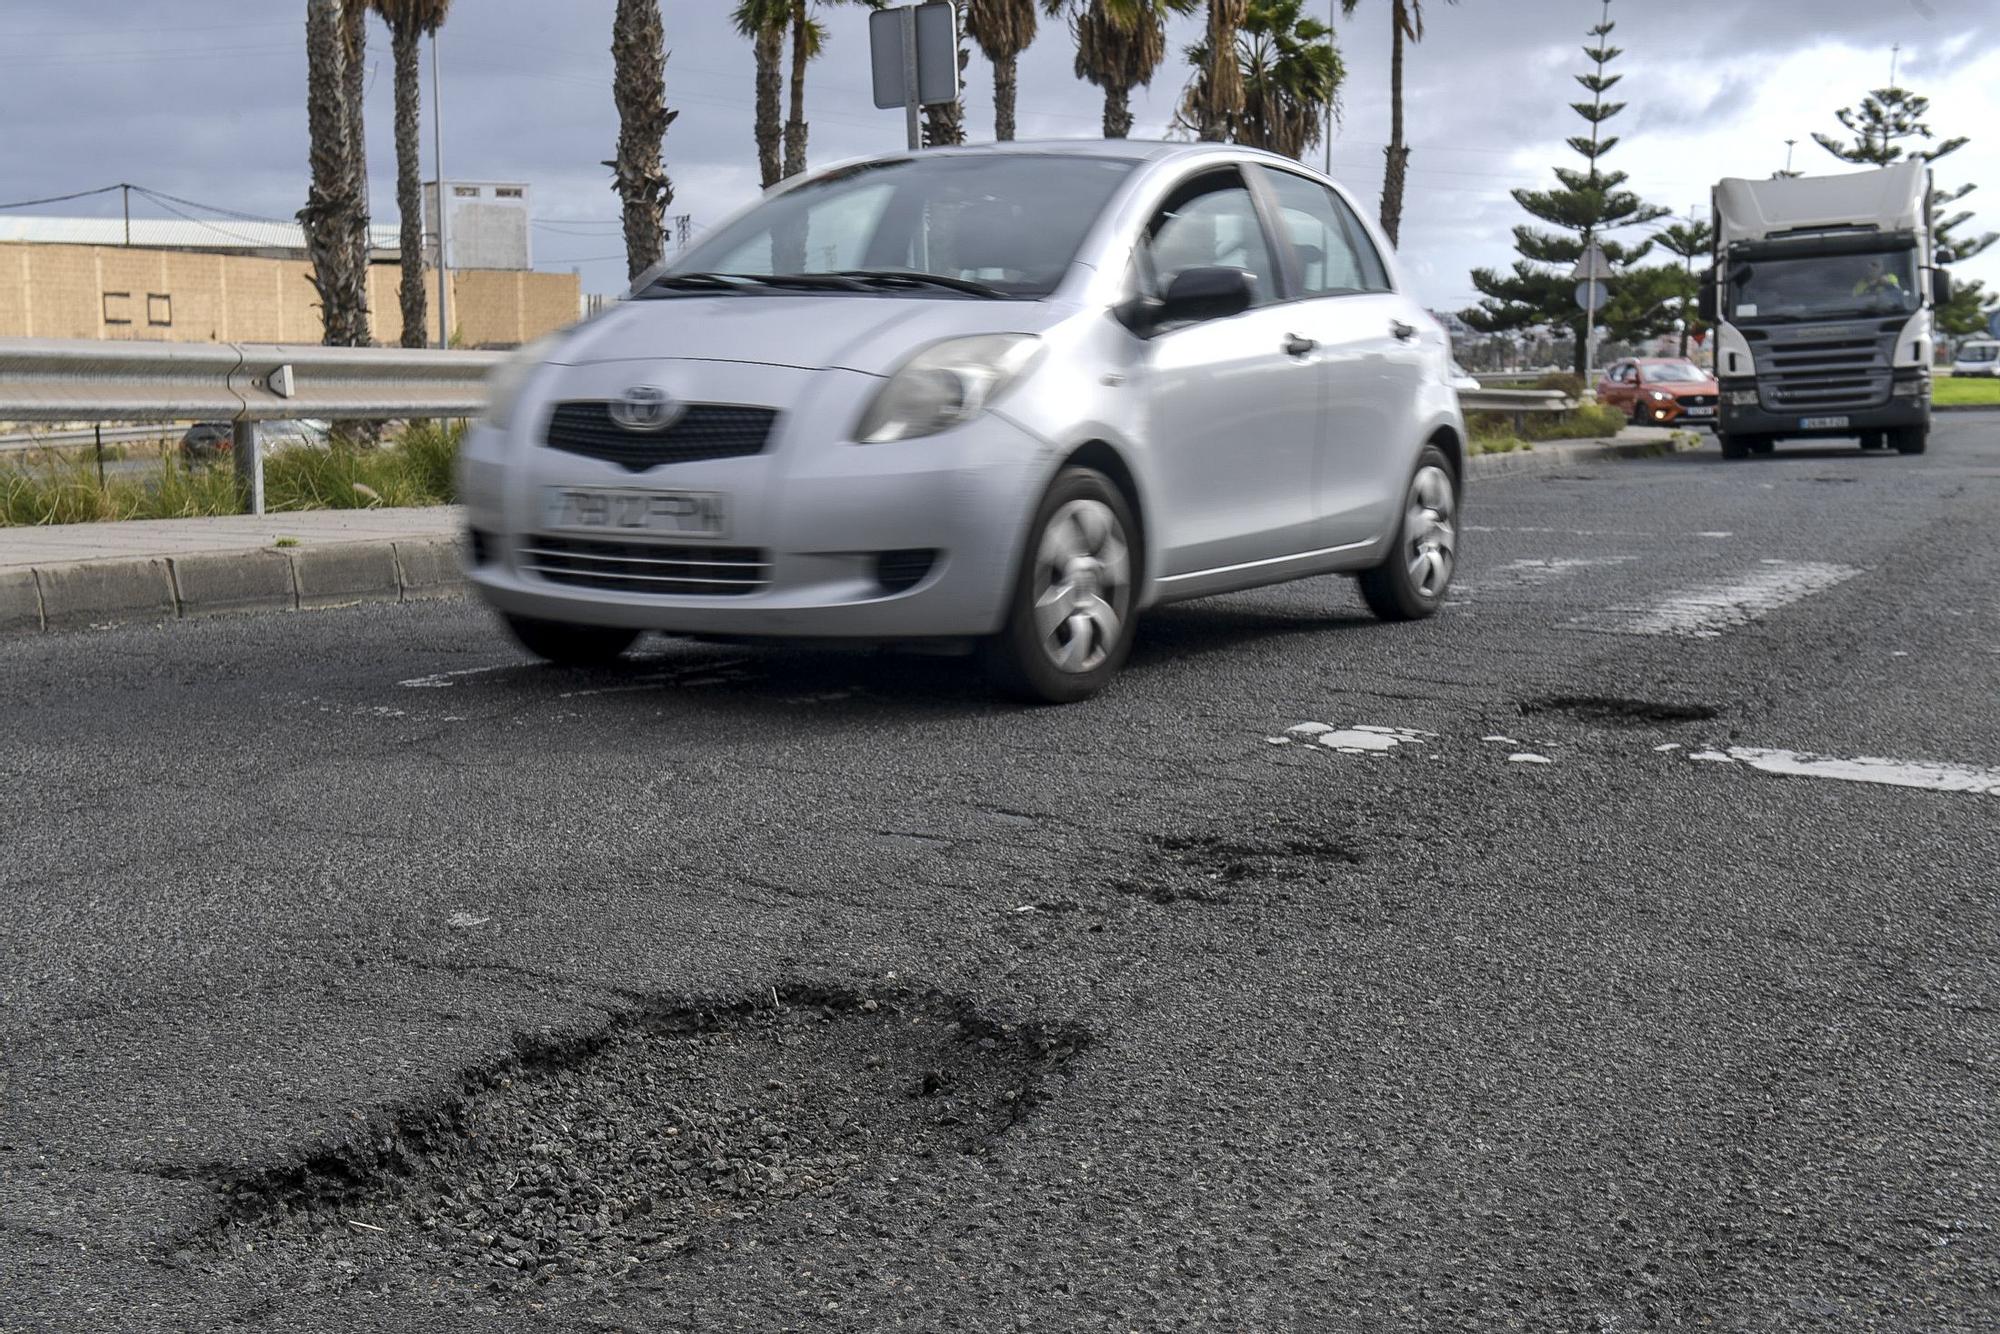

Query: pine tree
[1650,218,1711,358]
[1460,0,1667,374]
[1814,84,1996,336]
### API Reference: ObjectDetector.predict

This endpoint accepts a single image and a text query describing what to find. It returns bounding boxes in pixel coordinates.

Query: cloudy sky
[2,0,1995,316]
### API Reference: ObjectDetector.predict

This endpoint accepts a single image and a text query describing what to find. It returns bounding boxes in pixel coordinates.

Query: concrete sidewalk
[0,429,1698,637]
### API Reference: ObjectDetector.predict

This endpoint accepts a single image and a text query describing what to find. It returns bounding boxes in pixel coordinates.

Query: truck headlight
[1891,377,1929,397]
[483,333,561,432]
[855,335,1041,443]
[1725,389,1760,407]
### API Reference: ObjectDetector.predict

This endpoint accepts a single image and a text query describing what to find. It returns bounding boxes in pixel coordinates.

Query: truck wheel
[1718,433,1750,460]
[1749,438,1775,455]
[1891,426,1928,455]
[502,614,640,666]
[1859,431,1886,450]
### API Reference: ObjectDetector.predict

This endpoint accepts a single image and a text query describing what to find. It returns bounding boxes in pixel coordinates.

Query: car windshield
[1960,343,1999,363]
[1642,362,1708,383]
[643,154,1140,301]
[1726,246,1920,322]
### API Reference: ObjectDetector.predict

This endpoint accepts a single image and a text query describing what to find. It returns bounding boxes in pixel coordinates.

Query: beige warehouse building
[0,206,580,349]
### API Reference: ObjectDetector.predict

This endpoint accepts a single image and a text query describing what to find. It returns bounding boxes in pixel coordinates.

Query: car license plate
[543,486,726,538]
[1799,415,1850,430]
[1681,407,1714,418]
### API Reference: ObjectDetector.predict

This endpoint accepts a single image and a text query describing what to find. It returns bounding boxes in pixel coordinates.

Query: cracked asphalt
[3,417,1997,1331]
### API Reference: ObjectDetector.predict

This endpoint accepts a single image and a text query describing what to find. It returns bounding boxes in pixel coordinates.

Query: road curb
[2,536,466,639]
[1469,435,1697,480]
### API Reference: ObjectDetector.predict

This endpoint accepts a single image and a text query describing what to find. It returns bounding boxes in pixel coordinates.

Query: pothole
[1111,830,1366,904]
[165,988,1086,1303]
[1518,695,1721,727]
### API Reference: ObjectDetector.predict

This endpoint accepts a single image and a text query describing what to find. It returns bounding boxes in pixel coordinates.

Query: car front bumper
[459,367,1053,640]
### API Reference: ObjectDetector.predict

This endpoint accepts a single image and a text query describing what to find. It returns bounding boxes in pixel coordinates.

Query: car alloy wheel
[1402,464,1457,601]
[1033,498,1131,674]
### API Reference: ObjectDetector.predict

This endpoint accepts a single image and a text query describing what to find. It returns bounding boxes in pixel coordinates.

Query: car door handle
[1390,320,1417,342]
[1283,334,1318,358]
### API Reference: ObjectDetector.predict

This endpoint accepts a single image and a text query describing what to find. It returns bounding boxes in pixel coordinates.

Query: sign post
[870,3,960,150]
[1571,241,1611,384]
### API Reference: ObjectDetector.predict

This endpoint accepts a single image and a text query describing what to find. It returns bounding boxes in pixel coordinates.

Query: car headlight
[855,334,1041,444]
[483,333,562,432]
[1648,390,1673,401]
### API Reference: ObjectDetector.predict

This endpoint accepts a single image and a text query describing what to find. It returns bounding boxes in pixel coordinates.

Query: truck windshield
[1726,247,1920,323]
[642,153,1139,300]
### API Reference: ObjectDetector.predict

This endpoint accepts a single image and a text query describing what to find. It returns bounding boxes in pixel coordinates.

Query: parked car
[1952,339,2000,377]
[1595,357,1720,427]
[460,141,1466,702]
[179,422,233,460]
[178,418,331,462]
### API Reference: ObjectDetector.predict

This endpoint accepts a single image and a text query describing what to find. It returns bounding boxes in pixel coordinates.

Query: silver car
[461,141,1465,702]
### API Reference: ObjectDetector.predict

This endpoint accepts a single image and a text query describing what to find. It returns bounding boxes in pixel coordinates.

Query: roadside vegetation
[0,421,462,527]
[1935,376,2000,407]
[1467,372,1629,453]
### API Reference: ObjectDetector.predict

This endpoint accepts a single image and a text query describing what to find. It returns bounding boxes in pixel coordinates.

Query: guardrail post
[233,420,264,515]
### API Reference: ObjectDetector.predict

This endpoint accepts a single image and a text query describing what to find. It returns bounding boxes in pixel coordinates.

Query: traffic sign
[870,3,960,110]
[1570,243,1611,282]
[1574,281,1607,310]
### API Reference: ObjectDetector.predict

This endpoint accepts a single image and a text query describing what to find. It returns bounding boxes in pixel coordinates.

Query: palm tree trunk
[390,22,428,348]
[341,0,372,329]
[754,26,784,187]
[923,43,968,146]
[993,51,1018,141]
[783,0,808,178]
[611,0,674,282]
[1103,83,1132,139]
[1379,5,1408,247]
[301,0,370,346]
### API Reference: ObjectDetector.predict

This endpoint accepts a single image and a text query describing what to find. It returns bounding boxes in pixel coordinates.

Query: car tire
[502,614,641,666]
[979,466,1138,705]
[1629,403,1649,425]
[1357,445,1458,623]
[1718,433,1751,460]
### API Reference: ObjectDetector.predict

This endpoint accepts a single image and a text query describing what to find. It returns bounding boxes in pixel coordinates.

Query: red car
[1597,358,1719,427]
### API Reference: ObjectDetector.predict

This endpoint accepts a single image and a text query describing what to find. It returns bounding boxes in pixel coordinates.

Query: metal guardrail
[1457,387,1581,437]
[0,423,183,456]
[0,337,501,513]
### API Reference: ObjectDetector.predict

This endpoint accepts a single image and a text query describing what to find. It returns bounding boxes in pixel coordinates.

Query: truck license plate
[543,486,726,538]
[1799,416,1850,430]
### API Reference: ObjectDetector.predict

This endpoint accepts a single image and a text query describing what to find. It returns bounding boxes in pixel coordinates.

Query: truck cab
[1701,160,1948,458]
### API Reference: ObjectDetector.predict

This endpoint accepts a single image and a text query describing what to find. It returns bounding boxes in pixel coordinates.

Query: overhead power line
[0,184,126,211]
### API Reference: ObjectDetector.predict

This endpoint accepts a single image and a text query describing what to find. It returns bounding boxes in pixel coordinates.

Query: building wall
[0,242,578,347]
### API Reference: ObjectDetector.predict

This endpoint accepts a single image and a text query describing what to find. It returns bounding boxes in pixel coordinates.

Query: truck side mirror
[1933,268,1954,306]
[1697,271,1717,324]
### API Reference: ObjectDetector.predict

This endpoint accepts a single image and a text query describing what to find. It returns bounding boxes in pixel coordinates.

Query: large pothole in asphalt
[1518,694,1720,727]
[171,988,1086,1302]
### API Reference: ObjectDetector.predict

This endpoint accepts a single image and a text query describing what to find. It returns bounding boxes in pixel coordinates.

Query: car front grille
[1677,394,1717,408]
[520,534,769,596]
[544,402,778,472]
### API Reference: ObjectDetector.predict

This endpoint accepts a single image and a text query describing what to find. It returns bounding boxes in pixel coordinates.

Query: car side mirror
[1697,270,1717,324]
[1158,266,1255,326]
[1933,268,1954,306]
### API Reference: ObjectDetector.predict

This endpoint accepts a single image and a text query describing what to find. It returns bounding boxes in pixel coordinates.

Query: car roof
[805,138,1315,175]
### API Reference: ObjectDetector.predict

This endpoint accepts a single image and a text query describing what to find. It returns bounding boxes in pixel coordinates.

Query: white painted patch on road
[1695,531,1733,538]
[399,665,509,688]
[1653,743,1682,752]
[1570,560,1860,639]
[447,911,490,928]
[1455,557,1637,600]
[1481,735,1519,745]
[1284,722,1430,755]
[1695,747,2000,796]
[1688,750,1733,763]
[1508,753,1553,764]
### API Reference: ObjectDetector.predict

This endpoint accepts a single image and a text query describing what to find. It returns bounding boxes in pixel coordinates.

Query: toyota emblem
[609,385,680,432]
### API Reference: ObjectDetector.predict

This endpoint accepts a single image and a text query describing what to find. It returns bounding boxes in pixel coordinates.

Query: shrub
[1533,371,1587,397]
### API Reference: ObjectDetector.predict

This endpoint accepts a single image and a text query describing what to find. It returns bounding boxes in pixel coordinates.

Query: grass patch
[1935,376,2000,407]
[0,421,465,527]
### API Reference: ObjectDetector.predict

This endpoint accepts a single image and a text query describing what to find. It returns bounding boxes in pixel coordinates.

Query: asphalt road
[4,418,1997,1332]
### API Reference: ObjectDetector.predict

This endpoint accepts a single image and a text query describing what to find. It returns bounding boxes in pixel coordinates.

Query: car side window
[1259,169,1370,297]
[1320,184,1394,293]
[1141,170,1281,310]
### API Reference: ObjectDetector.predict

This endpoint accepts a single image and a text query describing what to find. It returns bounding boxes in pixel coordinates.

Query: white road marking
[1653,743,1682,752]
[1284,722,1430,754]
[399,665,509,688]
[1695,747,2000,796]
[1508,753,1553,764]
[1688,750,1733,762]
[1481,735,1519,744]
[1455,557,1636,599]
[1570,560,1859,638]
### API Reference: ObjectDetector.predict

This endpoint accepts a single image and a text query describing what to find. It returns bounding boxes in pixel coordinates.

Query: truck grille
[545,402,778,472]
[520,535,768,596]
[1748,323,1897,413]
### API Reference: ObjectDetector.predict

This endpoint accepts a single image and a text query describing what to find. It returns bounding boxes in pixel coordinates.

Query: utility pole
[121,183,130,246]
[1324,0,1336,174]
[1889,42,1900,87]
[1783,138,1796,174]
[430,29,451,349]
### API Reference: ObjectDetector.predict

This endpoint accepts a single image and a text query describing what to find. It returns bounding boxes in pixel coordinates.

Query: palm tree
[1186,0,1246,140]
[341,0,372,309]
[733,0,788,187]
[1180,0,1339,160]
[301,0,371,345]
[371,0,452,349]
[965,0,1039,141]
[923,31,970,146]
[609,0,677,281]
[1046,0,1201,140]
[1340,0,1455,247]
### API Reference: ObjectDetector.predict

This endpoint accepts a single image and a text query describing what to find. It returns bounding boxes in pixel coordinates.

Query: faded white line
[1570,560,1859,638]
[399,665,510,689]
[1696,747,2000,796]
[1455,556,1637,599]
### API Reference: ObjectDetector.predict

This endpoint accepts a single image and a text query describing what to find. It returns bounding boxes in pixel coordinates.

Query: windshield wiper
[642,271,763,295]
[833,270,1005,298]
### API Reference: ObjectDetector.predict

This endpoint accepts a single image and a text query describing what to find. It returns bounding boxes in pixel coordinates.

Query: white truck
[1700,160,1952,458]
